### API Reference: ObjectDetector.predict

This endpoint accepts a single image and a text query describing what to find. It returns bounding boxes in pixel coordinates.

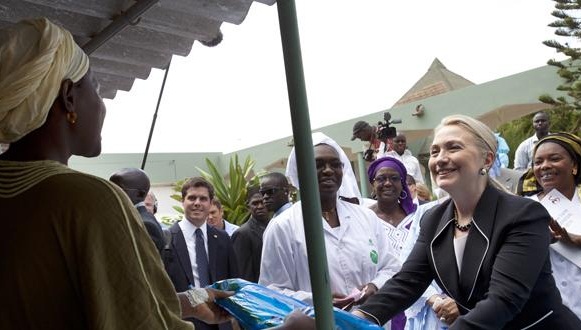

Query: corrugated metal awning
[0,0,275,99]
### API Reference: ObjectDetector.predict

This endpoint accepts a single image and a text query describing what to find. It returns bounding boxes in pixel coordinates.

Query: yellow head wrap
[0,18,89,143]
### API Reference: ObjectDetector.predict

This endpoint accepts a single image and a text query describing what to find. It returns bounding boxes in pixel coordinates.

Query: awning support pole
[276,1,336,328]
[82,0,160,54]
[141,58,171,170]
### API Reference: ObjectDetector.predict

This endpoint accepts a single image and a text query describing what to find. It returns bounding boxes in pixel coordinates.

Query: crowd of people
[1,17,581,330]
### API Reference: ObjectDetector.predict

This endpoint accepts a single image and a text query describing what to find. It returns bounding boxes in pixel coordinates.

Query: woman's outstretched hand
[549,219,581,247]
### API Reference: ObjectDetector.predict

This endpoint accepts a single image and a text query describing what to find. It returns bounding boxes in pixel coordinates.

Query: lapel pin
[213,234,218,238]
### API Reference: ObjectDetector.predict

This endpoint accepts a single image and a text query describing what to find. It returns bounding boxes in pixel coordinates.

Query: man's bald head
[110,168,151,204]
[392,132,407,155]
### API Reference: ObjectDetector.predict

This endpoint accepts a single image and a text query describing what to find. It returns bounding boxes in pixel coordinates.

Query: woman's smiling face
[314,144,343,197]
[533,141,577,194]
[428,125,488,195]
[373,167,402,204]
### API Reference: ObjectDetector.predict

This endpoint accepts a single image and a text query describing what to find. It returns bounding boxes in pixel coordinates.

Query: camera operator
[351,121,388,162]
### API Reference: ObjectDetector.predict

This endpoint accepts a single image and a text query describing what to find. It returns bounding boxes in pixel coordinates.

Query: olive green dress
[0,160,193,329]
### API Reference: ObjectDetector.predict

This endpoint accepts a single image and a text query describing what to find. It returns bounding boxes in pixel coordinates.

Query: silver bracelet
[185,288,210,308]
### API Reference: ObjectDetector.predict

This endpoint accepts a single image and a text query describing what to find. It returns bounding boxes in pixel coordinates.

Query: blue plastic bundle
[211,278,383,330]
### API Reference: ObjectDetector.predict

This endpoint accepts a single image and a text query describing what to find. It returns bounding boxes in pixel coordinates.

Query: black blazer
[359,185,580,329]
[163,222,238,330]
[231,217,268,283]
[136,205,165,254]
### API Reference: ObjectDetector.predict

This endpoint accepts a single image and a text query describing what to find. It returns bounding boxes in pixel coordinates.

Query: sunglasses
[259,187,283,195]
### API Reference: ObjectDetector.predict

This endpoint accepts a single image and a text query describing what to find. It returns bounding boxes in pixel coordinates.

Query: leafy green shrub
[197,155,258,225]
[160,155,258,227]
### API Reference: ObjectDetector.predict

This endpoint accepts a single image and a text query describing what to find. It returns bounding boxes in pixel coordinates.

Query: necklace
[454,209,472,232]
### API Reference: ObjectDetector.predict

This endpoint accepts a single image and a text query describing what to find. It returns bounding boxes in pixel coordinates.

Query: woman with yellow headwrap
[517,132,581,318]
[0,18,232,329]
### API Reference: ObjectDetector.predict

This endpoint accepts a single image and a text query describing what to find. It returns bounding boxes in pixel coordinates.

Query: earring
[479,168,488,176]
[399,190,408,200]
[66,112,77,124]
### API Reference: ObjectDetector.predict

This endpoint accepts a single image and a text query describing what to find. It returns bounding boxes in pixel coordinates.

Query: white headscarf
[286,132,362,201]
[0,18,89,143]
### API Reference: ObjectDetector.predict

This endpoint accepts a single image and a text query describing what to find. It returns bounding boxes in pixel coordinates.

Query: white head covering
[285,132,362,201]
[0,18,90,143]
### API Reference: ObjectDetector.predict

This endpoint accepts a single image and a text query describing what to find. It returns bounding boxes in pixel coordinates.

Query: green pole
[276,1,336,329]
[357,152,370,198]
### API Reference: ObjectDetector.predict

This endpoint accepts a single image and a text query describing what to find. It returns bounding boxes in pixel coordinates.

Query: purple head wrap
[367,156,417,215]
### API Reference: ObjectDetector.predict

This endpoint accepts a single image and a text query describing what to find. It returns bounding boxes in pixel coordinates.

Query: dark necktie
[195,228,210,287]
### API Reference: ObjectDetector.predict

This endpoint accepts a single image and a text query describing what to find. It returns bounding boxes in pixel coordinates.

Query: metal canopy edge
[0,0,275,99]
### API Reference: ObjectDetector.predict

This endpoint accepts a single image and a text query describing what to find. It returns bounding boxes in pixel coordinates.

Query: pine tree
[498,0,581,166]
[538,0,581,134]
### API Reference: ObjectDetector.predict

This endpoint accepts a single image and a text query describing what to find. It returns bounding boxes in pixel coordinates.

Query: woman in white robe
[259,133,401,311]
[517,132,581,317]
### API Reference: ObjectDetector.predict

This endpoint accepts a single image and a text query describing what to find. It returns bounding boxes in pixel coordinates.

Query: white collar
[179,219,208,240]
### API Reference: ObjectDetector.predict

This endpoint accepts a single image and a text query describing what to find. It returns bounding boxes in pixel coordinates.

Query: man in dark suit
[110,168,165,254]
[231,186,270,282]
[163,177,238,330]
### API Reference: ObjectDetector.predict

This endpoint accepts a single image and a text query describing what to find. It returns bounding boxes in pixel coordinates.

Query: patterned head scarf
[518,132,581,196]
[286,132,362,201]
[367,156,417,215]
[0,18,90,143]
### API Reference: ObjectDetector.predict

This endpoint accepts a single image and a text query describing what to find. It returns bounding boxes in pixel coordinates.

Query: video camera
[362,112,402,162]
[376,111,401,142]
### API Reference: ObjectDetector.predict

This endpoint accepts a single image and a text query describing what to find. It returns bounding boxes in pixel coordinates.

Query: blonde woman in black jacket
[354,115,580,329]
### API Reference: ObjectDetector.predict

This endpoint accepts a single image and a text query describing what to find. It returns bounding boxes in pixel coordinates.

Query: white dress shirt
[178,220,209,288]
[513,134,546,171]
[222,219,239,237]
